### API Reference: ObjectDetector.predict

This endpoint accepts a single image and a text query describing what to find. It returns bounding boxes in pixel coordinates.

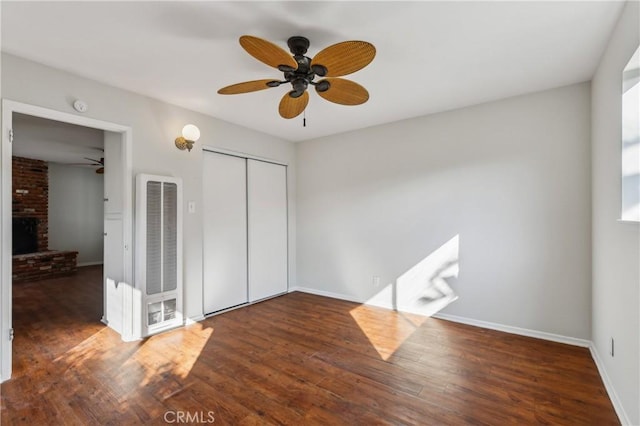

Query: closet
[202,150,288,315]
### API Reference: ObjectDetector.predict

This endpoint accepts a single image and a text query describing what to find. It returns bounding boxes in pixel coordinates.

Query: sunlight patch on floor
[350,305,427,360]
[352,235,460,360]
[54,327,116,367]
[56,322,214,391]
[166,323,214,379]
[131,323,215,387]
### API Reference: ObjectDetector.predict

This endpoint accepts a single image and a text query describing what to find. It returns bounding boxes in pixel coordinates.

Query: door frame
[1,99,133,382]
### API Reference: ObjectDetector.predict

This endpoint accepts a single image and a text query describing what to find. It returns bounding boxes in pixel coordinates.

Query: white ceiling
[12,113,104,167]
[2,1,624,142]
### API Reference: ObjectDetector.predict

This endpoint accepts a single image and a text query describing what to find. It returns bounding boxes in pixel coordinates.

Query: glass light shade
[182,124,200,142]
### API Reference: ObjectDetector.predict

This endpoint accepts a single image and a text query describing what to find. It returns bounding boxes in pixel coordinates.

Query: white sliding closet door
[203,152,248,314]
[247,160,288,302]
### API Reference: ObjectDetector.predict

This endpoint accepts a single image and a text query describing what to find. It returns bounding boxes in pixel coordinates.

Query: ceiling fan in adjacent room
[84,157,104,174]
[218,35,376,119]
[67,154,104,174]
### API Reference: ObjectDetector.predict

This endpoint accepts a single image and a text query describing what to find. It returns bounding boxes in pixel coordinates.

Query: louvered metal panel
[146,181,162,295]
[136,174,183,336]
[163,183,177,292]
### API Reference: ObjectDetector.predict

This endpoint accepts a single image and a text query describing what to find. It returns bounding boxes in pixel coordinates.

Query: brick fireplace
[12,156,77,282]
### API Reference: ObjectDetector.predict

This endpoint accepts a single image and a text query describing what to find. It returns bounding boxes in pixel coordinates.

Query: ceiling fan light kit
[218,35,375,120]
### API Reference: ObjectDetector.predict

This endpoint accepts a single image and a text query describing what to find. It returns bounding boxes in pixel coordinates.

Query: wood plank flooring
[1,266,619,425]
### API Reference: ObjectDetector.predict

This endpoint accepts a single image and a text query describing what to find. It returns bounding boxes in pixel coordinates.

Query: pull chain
[303,110,306,127]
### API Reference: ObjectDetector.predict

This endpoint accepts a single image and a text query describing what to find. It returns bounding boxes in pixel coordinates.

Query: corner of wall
[589,343,631,425]
[590,1,640,424]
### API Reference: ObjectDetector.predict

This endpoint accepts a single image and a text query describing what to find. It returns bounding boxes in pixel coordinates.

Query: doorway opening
[1,100,133,382]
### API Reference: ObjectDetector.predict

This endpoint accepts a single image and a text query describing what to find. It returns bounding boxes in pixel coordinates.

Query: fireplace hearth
[12,156,77,282]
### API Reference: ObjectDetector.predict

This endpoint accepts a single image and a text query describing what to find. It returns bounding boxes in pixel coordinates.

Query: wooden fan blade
[316,78,369,105]
[279,91,309,119]
[239,35,298,70]
[311,41,376,77]
[84,157,103,165]
[218,79,278,95]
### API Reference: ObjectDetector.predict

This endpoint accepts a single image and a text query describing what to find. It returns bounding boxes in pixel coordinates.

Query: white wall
[591,1,640,424]
[296,82,592,340]
[48,164,104,265]
[1,53,296,322]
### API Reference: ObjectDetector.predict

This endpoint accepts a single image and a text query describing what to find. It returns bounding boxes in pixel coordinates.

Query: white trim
[432,312,590,347]
[0,3,3,383]
[186,315,205,325]
[589,343,630,425]
[250,292,288,305]
[617,219,639,225]
[77,261,104,267]
[288,286,362,304]
[204,303,249,318]
[3,100,131,133]
[1,99,134,382]
[202,291,291,320]
[295,285,628,423]
[1,102,13,382]
[291,287,592,347]
[202,145,288,167]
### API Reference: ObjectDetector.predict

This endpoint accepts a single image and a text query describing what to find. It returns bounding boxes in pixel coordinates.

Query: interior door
[203,152,248,314]
[103,219,124,332]
[247,159,288,302]
[1,109,13,381]
[103,131,125,333]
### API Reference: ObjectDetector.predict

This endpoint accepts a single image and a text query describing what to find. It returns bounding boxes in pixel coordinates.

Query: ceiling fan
[84,157,104,174]
[67,156,104,174]
[65,148,105,174]
[218,35,376,119]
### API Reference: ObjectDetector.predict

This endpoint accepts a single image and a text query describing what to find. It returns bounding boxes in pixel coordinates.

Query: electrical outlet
[610,338,615,357]
[373,276,381,288]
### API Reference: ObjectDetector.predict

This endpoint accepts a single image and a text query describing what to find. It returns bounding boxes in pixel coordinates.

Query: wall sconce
[175,124,201,152]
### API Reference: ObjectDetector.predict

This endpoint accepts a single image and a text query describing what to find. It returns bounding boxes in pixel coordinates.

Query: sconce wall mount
[175,124,201,152]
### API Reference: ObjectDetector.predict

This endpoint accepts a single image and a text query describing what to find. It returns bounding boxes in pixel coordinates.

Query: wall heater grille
[136,174,183,336]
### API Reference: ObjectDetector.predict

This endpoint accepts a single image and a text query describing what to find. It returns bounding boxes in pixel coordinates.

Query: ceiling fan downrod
[281,37,331,97]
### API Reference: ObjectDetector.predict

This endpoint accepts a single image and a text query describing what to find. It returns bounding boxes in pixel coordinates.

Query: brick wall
[12,251,78,282]
[12,156,48,251]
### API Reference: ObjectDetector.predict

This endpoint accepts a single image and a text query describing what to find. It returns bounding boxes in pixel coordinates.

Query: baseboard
[433,312,590,347]
[204,302,250,318]
[186,315,205,325]
[291,287,587,348]
[77,261,104,267]
[288,286,362,304]
[432,314,629,423]
[290,287,626,422]
[589,343,630,425]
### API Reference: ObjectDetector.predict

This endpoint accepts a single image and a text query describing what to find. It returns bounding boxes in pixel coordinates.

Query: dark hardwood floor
[1,266,619,425]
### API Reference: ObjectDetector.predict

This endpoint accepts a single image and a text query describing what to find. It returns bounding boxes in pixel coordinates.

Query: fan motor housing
[283,52,316,97]
[287,36,310,56]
